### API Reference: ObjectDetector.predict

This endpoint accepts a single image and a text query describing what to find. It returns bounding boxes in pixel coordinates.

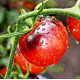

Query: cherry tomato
[67,17,80,41]
[14,52,46,74]
[19,18,69,66]
[0,66,7,77]
[22,1,36,10]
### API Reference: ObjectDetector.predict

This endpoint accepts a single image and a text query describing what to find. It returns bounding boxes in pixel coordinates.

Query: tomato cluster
[19,18,69,66]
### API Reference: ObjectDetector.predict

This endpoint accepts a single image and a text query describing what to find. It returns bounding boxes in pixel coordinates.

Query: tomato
[9,1,35,11]
[14,52,46,74]
[19,18,69,66]
[67,17,80,42]
[22,1,36,10]
[0,66,7,77]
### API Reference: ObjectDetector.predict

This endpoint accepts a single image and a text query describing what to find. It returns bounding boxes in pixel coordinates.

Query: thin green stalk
[5,36,20,79]
[0,28,33,38]
[18,8,80,24]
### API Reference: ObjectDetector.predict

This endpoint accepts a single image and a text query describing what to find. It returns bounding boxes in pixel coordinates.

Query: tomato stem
[5,36,20,79]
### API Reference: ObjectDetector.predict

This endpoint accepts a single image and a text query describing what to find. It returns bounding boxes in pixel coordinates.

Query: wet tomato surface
[67,17,80,42]
[19,18,69,66]
[14,52,46,74]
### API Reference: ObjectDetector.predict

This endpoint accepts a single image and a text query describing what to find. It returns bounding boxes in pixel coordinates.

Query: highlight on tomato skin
[67,17,80,42]
[0,66,7,77]
[13,52,46,74]
[19,18,69,66]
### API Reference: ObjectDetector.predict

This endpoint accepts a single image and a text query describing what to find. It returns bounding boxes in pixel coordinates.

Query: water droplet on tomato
[42,28,45,31]
[37,27,40,30]
[42,22,46,26]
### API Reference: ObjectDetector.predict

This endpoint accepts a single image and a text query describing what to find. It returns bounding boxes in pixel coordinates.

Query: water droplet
[37,27,40,30]
[51,28,54,30]
[27,35,33,42]
[67,44,70,48]
[45,43,48,45]
[57,34,60,37]
[42,28,45,31]
[46,32,49,34]
[46,19,50,22]
[73,29,76,31]
[50,40,53,43]
[48,23,50,25]
[37,32,39,34]
[42,22,46,26]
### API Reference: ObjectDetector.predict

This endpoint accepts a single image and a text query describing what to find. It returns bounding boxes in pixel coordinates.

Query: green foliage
[53,63,65,74]
[0,7,6,24]
[44,0,58,8]
[75,75,80,79]
[16,63,23,75]
[6,9,20,25]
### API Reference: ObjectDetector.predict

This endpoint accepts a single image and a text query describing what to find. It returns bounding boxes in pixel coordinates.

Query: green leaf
[41,64,54,75]
[44,0,58,8]
[6,9,20,25]
[0,7,5,23]
[20,9,32,28]
[16,63,23,75]
[75,75,80,79]
[7,25,11,33]
[25,63,31,79]
[53,63,65,74]
[32,2,44,27]
[0,74,4,79]
[34,0,48,11]
[20,9,26,14]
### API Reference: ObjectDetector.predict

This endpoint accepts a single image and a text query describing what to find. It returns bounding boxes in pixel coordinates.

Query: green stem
[74,0,80,7]
[0,28,33,38]
[5,36,20,79]
[18,8,80,24]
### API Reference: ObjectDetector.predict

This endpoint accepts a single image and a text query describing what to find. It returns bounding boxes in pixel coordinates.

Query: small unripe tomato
[19,18,69,66]
[0,66,7,77]
[14,52,46,74]
[67,17,80,42]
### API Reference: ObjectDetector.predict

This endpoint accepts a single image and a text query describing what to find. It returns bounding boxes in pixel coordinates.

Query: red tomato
[67,17,80,42]
[14,53,46,74]
[0,66,7,77]
[22,1,36,10]
[19,18,69,66]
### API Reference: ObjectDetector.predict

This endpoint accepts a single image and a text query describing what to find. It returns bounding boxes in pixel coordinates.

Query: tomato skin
[0,66,7,77]
[22,1,36,10]
[67,17,80,42]
[19,18,69,66]
[14,53,46,74]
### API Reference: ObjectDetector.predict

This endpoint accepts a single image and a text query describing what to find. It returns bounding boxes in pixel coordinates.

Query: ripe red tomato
[19,18,69,66]
[67,17,80,42]
[22,1,36,10]
[0,66,7,77]
[14,52,46,74]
